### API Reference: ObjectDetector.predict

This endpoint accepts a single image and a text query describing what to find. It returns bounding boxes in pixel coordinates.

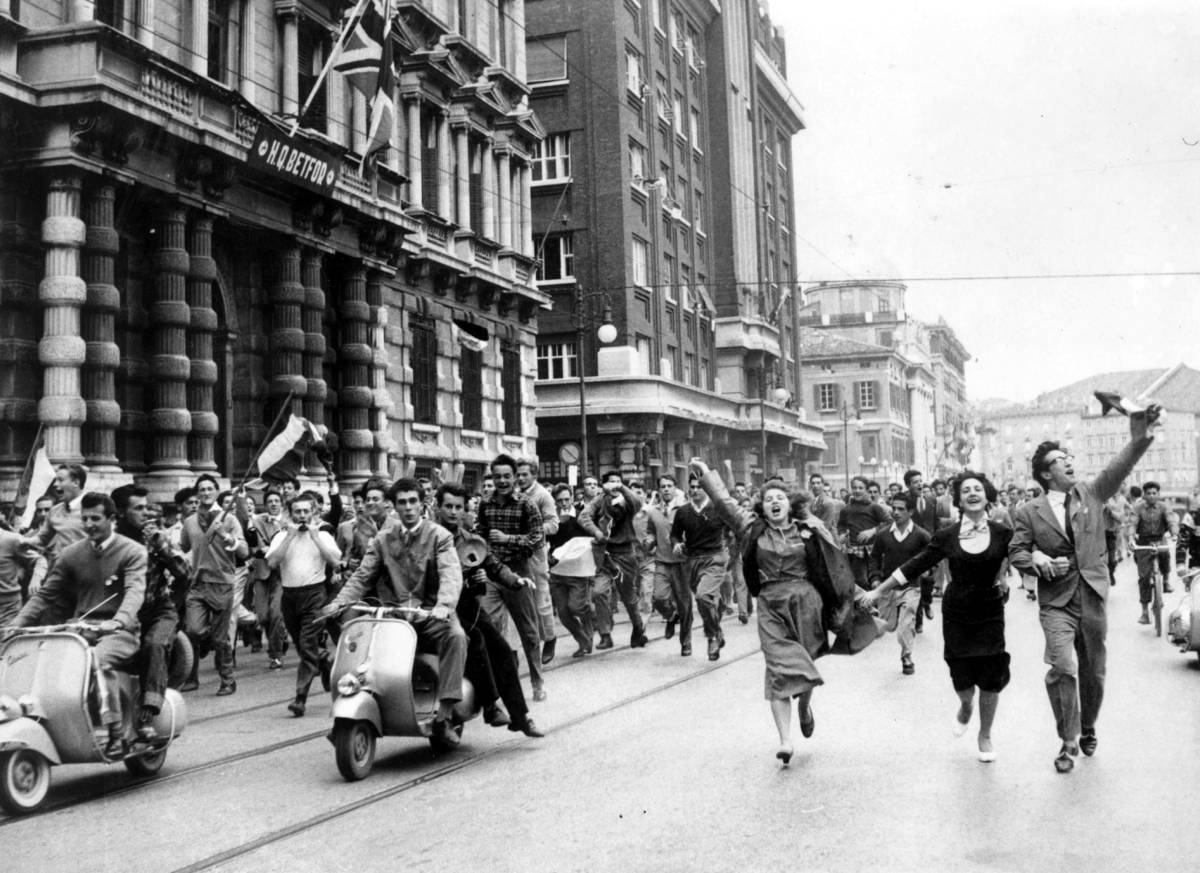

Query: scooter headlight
[0,695,18,722]
[336,673,361,696]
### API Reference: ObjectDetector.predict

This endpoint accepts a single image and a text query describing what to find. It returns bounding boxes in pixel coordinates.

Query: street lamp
[575,287,617,480]
[839,401,860,492]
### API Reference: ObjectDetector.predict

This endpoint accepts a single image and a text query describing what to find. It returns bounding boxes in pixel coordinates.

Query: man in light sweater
[10,492,146,757]
[266,493,341,717]
[516,459,560,665]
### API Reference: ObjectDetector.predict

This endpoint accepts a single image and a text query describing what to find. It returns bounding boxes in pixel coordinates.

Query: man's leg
[139,606,179,716]
[1105,531,1119,585]
[413,613,467,710]
[463,625,501,711]
[609,549,646,640]
[651,562,677,624]
[1077,584,1108,738]
[848,554,870,591]
[691,554,727,657]
[254,576,287,660]
[896,587,920,670]
[93,629,140,753]
[591,563,614,640]
[528,548,556,642]
[207,583,236,687]
[550,574,591,651]
[503,583,545,694]
[1134,550,1153,619]
[1039,592,1084,752]
[1159,549,1174,592]
[668,562,694,651]
[227,567,247,652]
[282,584,327,708]
[0,591,21,627]
[475,615,531,727]
[730,556,750,621]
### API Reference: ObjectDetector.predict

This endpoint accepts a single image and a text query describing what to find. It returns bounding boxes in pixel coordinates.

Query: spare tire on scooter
[166,631,194,690]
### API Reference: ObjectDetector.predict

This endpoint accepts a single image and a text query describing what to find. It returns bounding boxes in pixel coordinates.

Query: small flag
[333,0,395,173]
[18,444,55,531]
[453,318,489,353]
[247,415,325,486]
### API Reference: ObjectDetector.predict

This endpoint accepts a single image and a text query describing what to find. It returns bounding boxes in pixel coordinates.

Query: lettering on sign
[247,124,339,195]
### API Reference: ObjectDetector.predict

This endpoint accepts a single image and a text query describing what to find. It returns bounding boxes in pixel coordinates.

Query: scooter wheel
[0,749,52,815]
[125,746,168,777]
[167,631,195,690]
[333,719,376,782]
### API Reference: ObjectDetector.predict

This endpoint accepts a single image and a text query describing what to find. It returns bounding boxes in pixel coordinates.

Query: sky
[770,0,1200,403]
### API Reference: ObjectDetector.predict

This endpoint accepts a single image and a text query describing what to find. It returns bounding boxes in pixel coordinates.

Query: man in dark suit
[1010,404,1160,774]
[904,469,939,627]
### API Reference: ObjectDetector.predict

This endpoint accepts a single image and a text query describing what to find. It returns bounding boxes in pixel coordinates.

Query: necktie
[1063,493,1075,546]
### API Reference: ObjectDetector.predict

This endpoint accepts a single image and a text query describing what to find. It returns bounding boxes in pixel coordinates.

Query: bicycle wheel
[1153,566,1163,637]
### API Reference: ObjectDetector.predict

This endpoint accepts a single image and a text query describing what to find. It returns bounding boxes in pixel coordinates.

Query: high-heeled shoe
[953,712,971,738]
[978,749,997,763]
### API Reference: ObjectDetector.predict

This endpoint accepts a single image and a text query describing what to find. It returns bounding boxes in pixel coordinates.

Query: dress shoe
[1138,612,1151,625]
[541,638,557,665]
[136,709,159,742]
[508,718,545,738]
[1054,744,1078,774]
[978,749,997,763]
[484,704,511,727]
[664,617,677,639]
[680,641,692,656]
[268,658,283,670]
[532,687,547,702]
[571,647,588,658]
[1163,583,1174,593]
[430,717,460,747]
[738,612,749,625]
[179,678,199,693]
[707,636,721,661]
[775,745,793,765]
[596,633,614,650]
[799,703,815,738]
[103,726,126,759]
[287,698,306,717]
[722,605,734,616]
[1080,730,1098,757]
[319,657,332,692]
[217,680,237,696]
[923,604,934,620]
[901,657,915,675]
[953,706,972,737]
[630,629,648,648]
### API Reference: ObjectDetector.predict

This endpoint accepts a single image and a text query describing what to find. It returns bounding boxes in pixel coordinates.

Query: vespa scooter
[1168,568,1200,663]
[0,622,188,814]
[327,604,479,781]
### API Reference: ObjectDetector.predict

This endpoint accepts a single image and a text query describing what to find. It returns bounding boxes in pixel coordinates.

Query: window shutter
[873,381,882,409]
[833,383,841,408]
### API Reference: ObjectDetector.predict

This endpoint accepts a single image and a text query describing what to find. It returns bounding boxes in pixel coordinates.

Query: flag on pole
[333,0,395,173]
[18,444,55,532]
[452,318,489,353]
[246,415,326,487]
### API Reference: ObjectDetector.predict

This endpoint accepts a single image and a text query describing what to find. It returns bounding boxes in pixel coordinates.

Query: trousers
[592,548,644,637]
[93,630,140,725]
[281,583,330,701]
[139,600,179,712]
[685,552,726,641]
[459,593,529,724]
[185,580,235,682]
[480,570,544,692]
[253,575,287,659]
[1039,582,1107,743]
[549,573,594,650]
[652,561,690,639]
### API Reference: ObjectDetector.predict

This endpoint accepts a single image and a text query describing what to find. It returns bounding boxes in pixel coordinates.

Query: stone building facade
[0,0,547,502]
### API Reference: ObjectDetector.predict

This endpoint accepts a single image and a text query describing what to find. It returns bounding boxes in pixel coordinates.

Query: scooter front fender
[0,718,61,765]
[330,693,381,736]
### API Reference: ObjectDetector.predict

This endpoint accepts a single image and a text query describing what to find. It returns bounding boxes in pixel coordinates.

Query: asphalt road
[3,557,1198,873]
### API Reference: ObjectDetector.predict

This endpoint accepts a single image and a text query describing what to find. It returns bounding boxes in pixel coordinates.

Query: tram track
[0,620,703,826]
[169,646,759,873]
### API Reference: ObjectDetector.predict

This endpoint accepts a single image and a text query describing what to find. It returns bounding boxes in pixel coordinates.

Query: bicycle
[1132,541,1172,637]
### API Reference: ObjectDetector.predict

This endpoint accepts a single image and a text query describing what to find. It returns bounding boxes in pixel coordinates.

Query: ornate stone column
[406,96,422,206]
[186,213,219,472]
[518,161,533,256]
[38,176,87,465]
[268,242,307,416]
[366,270,393,473]
[301,248,327,432]
[146,205,192,479]
[238,0,256,102]
[481,137,495,240]
[497,150,512,249]
[190,0,210,76]
[436,111,452,219]
[80,183,121,473]
[454,123,471,231]
[280,13,299,117]
[337,265,373,482]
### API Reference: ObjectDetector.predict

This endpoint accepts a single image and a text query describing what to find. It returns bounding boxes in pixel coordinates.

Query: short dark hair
[80,491,116,517]
[283,478,300,490]
[931,478,946,489]
[850,476,868,489]
[482,473,494,482]
[890,491,917,512]
[808,473,824,485]
[516,458,539,476]
[866,480,881,491]
[950,470,998,510]
[903,469,923,487]
[388,477,422,502]
[627,479,644,490]
[1129,484,1143,499]
[601,470,623,483]
[491,453,518,474]
[58,463,87,488]
[194,474,219,492]
[551,484,573,500]
[436,482,470,505]
[658,474,676,486]
[734,481,746,489]
[174,487,196,505]
[1143,481,1161,493]
[112,484,149,514]
[1030,440,1062,491]
[361,477,390,500]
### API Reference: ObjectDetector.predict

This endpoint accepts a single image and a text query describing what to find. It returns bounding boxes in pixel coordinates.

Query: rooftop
[801,332,891,359]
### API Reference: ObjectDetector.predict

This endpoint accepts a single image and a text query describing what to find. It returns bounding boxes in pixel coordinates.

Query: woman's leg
[770,698,793,761]
[977,689,999,755]
[955,686,975,735]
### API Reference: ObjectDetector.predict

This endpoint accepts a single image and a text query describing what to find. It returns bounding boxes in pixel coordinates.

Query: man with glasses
[1010,405,1161,774]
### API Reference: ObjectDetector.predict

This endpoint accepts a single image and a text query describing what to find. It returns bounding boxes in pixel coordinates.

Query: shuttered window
[411,316,437,424]
[460,348,483,431]
[501,343,523,435]
[298,20,328,133]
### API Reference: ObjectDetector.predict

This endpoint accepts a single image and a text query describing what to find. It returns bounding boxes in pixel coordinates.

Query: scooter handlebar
[344,603,432,621]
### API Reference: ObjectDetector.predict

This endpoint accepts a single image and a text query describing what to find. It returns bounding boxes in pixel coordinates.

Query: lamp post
[839,401,860,492]
[575,286,617,480]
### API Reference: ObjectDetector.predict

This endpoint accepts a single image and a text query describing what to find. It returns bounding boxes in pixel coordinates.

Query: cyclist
[1133,481,1177,625]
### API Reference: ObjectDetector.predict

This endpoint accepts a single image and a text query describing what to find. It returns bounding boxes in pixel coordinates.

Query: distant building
[976,364,1200,493]
[524,0,824,487]
[799,280,972,489]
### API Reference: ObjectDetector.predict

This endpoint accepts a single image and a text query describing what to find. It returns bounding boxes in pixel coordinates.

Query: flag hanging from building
[246,414,328,487]
[333,0,395,173]
[453,318,489,353]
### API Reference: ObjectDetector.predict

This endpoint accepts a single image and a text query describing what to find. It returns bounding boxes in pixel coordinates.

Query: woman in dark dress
[863,471,1011,763]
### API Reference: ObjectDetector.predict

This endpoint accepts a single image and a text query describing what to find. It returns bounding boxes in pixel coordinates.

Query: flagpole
[291,0,375,136]
[8,423,45,526]
[239,390,297,489]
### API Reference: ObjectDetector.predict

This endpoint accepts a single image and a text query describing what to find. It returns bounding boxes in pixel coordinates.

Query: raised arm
[1093,404,1161,502]
[691,459,754,539]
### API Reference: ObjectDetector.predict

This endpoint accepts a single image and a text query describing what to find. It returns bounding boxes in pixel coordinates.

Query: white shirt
[266,527,341,588]
[891,521,914,543]
[1046,490,1069,535]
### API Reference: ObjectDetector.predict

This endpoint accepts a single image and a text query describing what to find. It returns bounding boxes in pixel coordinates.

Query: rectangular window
[532,133,571,183]
[632,237,650,288]
[536,234,574,283]
[636,335,653,374]
[655,74,669,122]
[663,345,677,381]
[817,383,839,412]
[207,0,236,83]
[460,347,483,431]
[536,341,578,380]
[699,358,709,388]
[501,343,523,436]
[669,10,683,53]
[626,47,644,95]
[662,252,675,302]
[297,19,329,133]
[860,432,879,462]
[629,139,647,188]
[694,189,704,236]
[526,36,567,82]
[857,381,877,410]
[411,315,438,424]
[689,107,701,151]
[823,432,840,466]
[684,352,696,386]
[672,93,683,136]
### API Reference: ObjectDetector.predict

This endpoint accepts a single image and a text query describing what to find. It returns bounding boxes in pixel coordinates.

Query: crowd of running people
[2,400,1197,766]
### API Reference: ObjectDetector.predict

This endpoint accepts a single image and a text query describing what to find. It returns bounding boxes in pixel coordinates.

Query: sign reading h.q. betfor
[248,124,340,195]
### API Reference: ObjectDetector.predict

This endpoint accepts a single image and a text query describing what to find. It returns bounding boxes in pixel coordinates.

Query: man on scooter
[320,478,468,747]
[9,492,146,757]
[434,482,544,738]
